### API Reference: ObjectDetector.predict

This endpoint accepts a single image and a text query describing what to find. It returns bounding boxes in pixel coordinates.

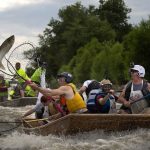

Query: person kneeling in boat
[87,79,117,113]
[22,95,58,120]
[28,72,88,114]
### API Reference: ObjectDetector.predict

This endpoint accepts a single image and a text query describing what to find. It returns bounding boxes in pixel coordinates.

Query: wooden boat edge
[22,114,150,136]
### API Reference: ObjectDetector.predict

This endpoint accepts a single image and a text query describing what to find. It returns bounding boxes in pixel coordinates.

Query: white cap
[131,65,145,77]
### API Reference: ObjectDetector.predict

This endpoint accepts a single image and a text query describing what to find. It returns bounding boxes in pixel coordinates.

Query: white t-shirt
[36,69,46,105]
[83,80,94,88]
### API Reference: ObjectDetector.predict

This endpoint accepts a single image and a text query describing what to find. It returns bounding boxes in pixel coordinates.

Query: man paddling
[118,64,150,114]
[28,72,87,114]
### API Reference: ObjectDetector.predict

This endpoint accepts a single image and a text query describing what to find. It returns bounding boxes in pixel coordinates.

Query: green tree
[38,2,115,77]
[97,0,132,41]
[91,42,128,84]
[59,38,105,83]
[123,17,150,80]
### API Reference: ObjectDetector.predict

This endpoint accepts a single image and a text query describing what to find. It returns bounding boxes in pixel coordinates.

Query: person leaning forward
[118,64,150,114]
[28,72,88,114]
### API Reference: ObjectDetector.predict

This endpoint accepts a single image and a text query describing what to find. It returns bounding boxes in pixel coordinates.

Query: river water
[0,105,150,150]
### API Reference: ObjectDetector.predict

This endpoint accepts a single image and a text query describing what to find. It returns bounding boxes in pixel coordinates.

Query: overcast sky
[0,0,150,47]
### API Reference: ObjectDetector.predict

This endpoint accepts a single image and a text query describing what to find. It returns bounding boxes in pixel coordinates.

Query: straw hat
[100,79,112,85]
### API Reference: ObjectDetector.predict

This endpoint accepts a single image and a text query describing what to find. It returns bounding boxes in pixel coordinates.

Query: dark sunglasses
[130,69,138,73]
[102,84,112,89]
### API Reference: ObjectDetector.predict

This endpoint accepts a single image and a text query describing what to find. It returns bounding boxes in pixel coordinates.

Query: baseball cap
[131,65,145,77]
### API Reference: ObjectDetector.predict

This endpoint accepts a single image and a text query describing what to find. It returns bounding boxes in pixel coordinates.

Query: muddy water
[0,105,150,150]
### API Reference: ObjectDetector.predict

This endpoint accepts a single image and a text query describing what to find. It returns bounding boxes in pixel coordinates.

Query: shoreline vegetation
[24,0,150,86]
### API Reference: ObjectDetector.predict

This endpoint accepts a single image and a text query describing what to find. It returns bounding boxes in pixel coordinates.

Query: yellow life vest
[25,85,36,97]
[65,84,86,113]
[68,83,77,91]
[31,67,43,83]
[16,68,30,83]
[9,89,15,96]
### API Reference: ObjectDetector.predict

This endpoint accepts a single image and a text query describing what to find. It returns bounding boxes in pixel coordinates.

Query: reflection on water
[0,106,150,150]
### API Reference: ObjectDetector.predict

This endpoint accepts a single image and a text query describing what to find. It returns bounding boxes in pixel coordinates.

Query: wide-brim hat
[100,79,112,85]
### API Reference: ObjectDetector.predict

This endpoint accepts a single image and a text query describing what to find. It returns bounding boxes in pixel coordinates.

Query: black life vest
[86,80,101,97]
[124,80,149,101]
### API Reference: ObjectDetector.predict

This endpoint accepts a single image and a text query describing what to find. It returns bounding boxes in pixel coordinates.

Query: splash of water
[0,129,150,150]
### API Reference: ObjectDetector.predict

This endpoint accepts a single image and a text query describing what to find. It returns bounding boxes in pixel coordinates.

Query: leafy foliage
[25,0,150,86]
[123,17,150,80]
[38,2,115,77]
[97,0,132,41]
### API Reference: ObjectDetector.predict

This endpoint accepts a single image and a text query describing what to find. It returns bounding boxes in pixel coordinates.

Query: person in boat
[8,77,36,99]
[0,74,9,102]
[31,61,47,104]
[14,62,30,97]
[86,79,117,113]
[31,62,47,85]
[9,78,22,99]
[28,72,88,115]
[22,95,58,119]
[118,64,150,114]
[79,80,101,100]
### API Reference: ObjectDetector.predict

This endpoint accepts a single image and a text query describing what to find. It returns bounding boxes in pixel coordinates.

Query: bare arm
[22,109,35,118]
[98,93,110,105]
[97,89,114,105]
[29,82,69,97]
[147,83,150,92]
[79,86,86,94]
[118,89,131,108]
[118,90,126,103]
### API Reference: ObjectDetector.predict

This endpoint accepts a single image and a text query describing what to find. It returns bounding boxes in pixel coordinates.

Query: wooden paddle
[22,118,49,128]
[22,118,49,123]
